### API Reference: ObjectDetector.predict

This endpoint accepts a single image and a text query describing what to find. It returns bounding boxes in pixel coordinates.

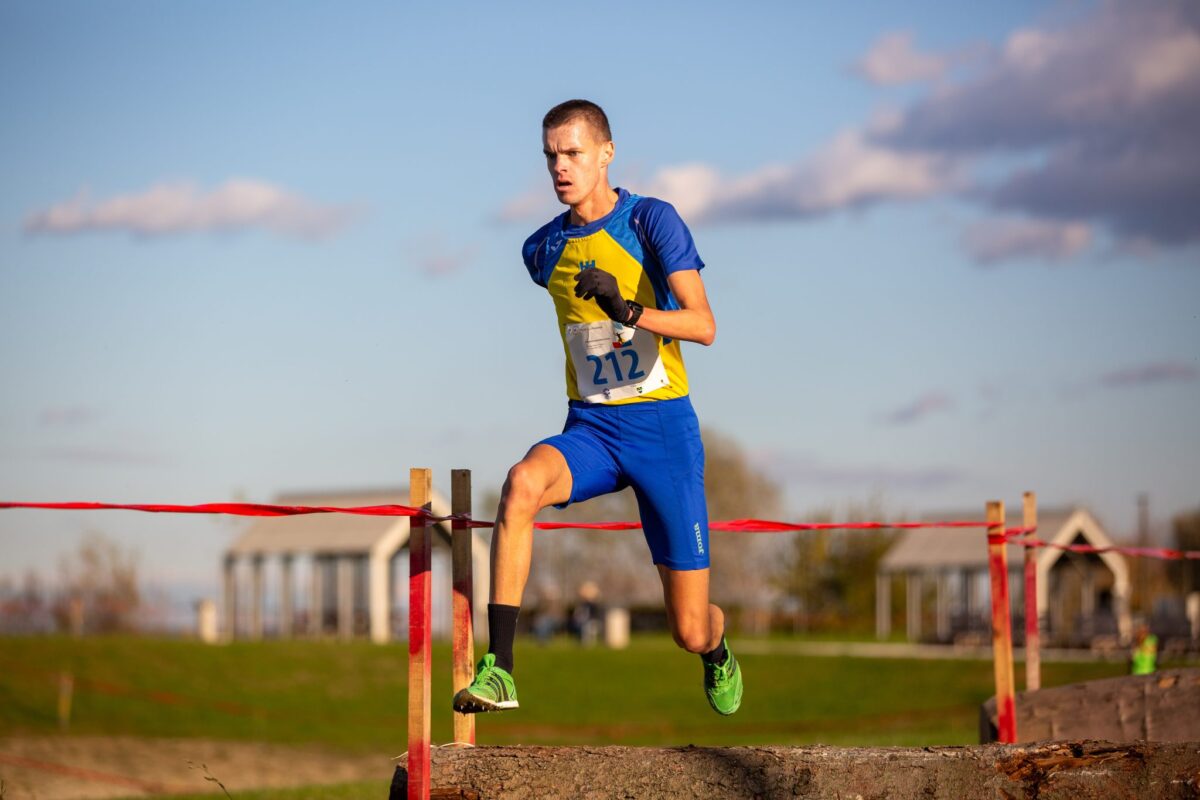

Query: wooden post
[57,670,73,730]
[986,500,1018,743]
[1023,492,1040,692]
[451,469,476,745]
[408,468,433,800]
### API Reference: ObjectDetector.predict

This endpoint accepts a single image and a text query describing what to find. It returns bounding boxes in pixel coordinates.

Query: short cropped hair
[543,99,612,143]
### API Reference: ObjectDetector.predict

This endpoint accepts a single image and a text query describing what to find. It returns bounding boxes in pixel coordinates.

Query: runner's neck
[569,187,619,226]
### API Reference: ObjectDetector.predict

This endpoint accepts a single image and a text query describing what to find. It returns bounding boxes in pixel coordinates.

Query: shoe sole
[452,691,519,714]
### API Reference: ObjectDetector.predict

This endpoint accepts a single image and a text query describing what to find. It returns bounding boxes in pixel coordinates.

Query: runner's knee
[501,460,550,516]
[672,617,712,653]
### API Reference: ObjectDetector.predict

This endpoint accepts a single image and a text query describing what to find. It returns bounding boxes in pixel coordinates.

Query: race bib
[565,320,669,402]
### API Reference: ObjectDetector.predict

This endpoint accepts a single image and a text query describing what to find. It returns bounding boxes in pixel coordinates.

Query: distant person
[1131,624,1158,675]
[568,581,603,647]
[452,99,741,717]
[530,581,563,645]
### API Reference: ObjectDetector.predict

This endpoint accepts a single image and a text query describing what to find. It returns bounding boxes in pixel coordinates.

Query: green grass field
[0,634,1132,753]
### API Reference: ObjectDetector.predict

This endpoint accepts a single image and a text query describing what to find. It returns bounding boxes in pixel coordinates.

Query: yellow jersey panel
[522,189,706,405]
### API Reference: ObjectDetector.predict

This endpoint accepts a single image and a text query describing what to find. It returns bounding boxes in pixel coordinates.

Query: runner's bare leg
[491,444,573,605]
[657,565,725,653]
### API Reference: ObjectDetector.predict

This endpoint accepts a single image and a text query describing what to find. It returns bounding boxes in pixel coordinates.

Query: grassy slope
[0,634,1132,753]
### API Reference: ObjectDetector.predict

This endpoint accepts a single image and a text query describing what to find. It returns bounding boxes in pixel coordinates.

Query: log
[390,740,1200,799]
[981,668,1200,744]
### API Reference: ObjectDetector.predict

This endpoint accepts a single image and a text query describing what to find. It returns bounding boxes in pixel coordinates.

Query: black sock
[487,603,520,674]
[700,637,727,665]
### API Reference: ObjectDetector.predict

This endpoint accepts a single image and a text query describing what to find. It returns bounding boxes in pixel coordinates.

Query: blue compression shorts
[536,395,710,570]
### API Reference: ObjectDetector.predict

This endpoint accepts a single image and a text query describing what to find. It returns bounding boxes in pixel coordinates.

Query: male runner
[453,99,742,716]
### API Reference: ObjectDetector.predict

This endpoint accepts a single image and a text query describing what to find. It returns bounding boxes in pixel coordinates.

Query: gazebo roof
[878,507,1108,573]
[226,487,452,557]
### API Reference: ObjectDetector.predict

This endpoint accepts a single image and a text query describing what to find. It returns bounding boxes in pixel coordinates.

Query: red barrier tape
[0,500,984,533]
[994,527,1200,561]
[0,501,426,517]
[6,502,1199,559]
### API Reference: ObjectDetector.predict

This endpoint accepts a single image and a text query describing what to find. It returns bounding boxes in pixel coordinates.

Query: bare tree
[53,532,142,634]
[0,570,54,634]
[779,495,898,632]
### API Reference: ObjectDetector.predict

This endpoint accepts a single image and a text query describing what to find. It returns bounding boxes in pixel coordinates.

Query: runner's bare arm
[632,269,716,346]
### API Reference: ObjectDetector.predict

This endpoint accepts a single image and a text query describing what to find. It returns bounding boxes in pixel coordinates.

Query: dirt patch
[0,736,394,799]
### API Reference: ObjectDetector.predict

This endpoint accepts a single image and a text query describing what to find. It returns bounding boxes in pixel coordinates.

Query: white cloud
[881,0,1200,247]
[25,179,356,241]
[494,2,1198,260]
[409,233,479,277]
[644,129,960,224]
[39,405,100,428]
[963,217,1092,265]
[753,449,965,491]
[880,391,954,426]
[493,182,560,224]
[1099,361,1199,388]
[854,31,949,85]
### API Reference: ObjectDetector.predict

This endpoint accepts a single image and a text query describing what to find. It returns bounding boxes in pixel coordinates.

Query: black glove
[573,267,630,323]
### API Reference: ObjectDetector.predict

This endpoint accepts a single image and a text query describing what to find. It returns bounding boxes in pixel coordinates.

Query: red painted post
[986,500,1018,743]
[1023,492,1040,692]
[451,468,475,745]
[408,468,432,800]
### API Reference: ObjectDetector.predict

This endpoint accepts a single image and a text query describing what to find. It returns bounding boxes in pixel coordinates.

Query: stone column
[369,546,391,644]
[310,555,325,637]
[936,571,951,642]
[906,573,923,642]
[222,554,238,642]
[250,555,264,640]
[1081,564,1096,638]
[280,555,294,639]
[875,572,891,639]
[338,555,354,640]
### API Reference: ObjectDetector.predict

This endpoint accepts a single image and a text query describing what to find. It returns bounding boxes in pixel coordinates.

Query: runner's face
[543,119,612,207]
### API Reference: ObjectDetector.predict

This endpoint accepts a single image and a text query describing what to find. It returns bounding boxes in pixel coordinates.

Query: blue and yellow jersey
[523,188,705,404]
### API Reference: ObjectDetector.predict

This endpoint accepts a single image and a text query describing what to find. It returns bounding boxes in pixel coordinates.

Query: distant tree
[53,532,142,633]
[700,428,786,614]
[1169,507,1200,595]
[779,495,898,632]
[0,570,54,634]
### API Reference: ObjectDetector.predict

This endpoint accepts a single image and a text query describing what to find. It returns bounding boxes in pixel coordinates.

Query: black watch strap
[625,300,644,327]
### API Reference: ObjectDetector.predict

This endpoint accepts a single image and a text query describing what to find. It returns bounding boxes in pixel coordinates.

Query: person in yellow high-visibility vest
[1131,624,1158,675]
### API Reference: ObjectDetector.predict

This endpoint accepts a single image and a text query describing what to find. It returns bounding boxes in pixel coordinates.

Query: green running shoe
[452,653,519,714]
[703,639,742,716]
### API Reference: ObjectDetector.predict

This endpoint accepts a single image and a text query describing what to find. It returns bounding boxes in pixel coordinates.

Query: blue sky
[2,1,1198,599]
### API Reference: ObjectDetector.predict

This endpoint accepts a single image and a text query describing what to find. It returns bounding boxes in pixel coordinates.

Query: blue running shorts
[536,395,710,571]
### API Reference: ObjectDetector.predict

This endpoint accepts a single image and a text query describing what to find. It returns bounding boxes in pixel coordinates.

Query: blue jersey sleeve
[522,231,545,287]
[633,198,705,274]
[522,216,567,287]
